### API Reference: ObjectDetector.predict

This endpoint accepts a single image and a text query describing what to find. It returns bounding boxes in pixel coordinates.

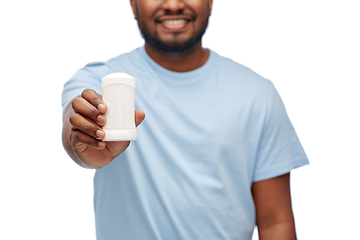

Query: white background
[1,0,359,239]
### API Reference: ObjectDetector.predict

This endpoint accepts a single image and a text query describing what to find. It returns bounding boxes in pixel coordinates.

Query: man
[62,0,309,239]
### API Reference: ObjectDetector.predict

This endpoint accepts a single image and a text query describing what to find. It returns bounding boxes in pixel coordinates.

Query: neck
[144,42,209,72]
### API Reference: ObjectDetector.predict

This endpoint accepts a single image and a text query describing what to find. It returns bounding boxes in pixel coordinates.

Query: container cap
[102,128,137,141]
[102,73,136,88]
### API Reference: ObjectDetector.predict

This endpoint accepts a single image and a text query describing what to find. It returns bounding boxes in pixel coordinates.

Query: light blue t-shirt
[62,46,308,240]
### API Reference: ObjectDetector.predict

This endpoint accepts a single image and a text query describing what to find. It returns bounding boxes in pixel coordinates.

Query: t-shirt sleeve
[61,62,111,113]
[253,82,309,182]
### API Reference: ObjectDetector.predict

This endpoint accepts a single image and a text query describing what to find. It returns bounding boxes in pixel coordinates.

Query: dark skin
[62,92,145,169]
[130,0,212,72]
[62,0,297,239]
[252,173,297,240]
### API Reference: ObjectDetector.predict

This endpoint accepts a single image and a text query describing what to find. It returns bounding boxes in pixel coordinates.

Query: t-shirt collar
[138,45,217,81]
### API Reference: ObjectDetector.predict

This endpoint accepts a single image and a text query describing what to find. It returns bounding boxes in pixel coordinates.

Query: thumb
[135,110,145,127]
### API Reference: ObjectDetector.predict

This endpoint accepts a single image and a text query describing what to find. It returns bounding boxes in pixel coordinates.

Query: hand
[68,89,145,169]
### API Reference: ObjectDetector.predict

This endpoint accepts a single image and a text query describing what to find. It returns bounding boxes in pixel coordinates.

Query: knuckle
[82,89,91,97]
[71,97,81,109]
[69,113,82,128]
[82,89,101,107]
[73,131,86,144]
[92,97,102,107]
[87,107,98,118]
[82,89,96,100]
[84,122,94,132]
[86,137,96,146]
[75,130,97,147]
[69,113,77,125]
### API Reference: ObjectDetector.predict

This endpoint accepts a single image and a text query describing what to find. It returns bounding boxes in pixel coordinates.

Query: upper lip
[156,14,194,23]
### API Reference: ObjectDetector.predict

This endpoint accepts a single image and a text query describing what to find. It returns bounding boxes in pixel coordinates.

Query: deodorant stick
[101,73,137,141]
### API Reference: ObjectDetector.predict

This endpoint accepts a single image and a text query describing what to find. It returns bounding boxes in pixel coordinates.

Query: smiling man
[135,0,209,55]
[62,0,308,240]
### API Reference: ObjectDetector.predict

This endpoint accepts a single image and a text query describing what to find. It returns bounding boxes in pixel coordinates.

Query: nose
[162,0,185,13]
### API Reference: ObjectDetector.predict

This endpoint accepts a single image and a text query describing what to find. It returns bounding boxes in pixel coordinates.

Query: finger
[81,89,107,113]
[135,110,145,127]
[69,112,105,140]
[71,130,106,150]
[72,97,106,126]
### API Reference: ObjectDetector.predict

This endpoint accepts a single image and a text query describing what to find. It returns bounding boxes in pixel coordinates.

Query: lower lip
[160,21,189,31]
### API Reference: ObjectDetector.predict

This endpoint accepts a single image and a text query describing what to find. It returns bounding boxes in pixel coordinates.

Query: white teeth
[162,19,187,25]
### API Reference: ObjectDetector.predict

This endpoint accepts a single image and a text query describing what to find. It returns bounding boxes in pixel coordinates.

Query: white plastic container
[101,73,137,141]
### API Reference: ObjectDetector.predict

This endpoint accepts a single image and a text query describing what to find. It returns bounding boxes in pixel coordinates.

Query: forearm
[252,173,297,240]
[258,220,297,240]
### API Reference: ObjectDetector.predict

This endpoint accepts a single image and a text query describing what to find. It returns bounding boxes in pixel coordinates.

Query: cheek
[194,11,209,29]
[138,15,155,33]
[184,0,209,13]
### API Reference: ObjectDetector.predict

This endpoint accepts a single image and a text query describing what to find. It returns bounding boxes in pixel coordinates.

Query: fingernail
[96,130,104,139]
[98,103,105,112]
[98,141,105,148]
[97,115,106,125]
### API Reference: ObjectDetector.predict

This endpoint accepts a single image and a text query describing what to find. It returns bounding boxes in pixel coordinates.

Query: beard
[136,8,209,53]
